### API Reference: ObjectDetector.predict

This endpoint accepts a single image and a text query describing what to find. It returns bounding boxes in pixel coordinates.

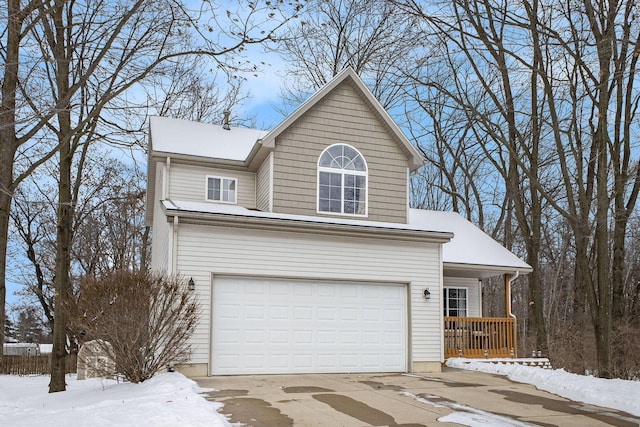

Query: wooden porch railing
[444,316,517,359]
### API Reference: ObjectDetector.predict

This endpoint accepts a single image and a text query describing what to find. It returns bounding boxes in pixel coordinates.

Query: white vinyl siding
[150,165,170,272]
[175,224,442,368]
[169,163,256,209]
[443,277,482,317]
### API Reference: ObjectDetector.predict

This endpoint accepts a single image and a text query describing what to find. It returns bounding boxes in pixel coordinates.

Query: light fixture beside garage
[423,288,431,299]
[188,277,195,291]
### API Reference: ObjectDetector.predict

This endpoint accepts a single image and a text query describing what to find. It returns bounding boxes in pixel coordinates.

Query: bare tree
[10,156,150,335]
[394,0,640,377]
[396,0,550,357]
[276,0,420,111]
[8,0,301,392]
[68,270,198,383]
[0,0,301,365]
[0,0,48,358]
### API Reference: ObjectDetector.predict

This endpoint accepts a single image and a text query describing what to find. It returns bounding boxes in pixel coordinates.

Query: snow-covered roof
[163,200,452,235]
[409,209,531,275]
[149,116,268,161]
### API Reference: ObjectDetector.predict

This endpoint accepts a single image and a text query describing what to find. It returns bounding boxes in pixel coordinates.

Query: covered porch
[416,210,532,361]
[443,273,521,359]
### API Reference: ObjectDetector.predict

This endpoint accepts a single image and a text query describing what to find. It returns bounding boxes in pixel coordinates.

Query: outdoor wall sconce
[423,288,431,299]
[188,277,195,291]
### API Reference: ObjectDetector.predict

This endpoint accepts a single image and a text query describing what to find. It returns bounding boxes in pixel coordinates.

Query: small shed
[3,343,40,356]
[77,340,116,380]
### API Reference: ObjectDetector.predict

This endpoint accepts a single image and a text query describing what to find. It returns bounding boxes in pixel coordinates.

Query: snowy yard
[1,361,639,426]
[0,373,230,427]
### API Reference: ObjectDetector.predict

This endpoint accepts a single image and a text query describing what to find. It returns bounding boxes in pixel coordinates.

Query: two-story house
[145,68,531,376]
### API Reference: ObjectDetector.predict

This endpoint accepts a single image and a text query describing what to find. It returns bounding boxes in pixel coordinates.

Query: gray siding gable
[271,79,411,223]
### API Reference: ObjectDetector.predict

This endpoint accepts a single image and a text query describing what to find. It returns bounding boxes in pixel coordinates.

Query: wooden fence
[0,355,77,375]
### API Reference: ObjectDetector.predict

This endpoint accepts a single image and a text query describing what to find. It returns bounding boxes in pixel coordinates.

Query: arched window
[317,144,368,216]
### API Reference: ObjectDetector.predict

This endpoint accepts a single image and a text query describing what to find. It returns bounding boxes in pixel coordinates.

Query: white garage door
[211,277,407,375]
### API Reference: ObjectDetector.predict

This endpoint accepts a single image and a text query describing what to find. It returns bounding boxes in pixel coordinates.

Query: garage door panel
[294,306,313,320]
[269,306,289,319]
[218,304,241,319]
[340,308,359,321]
[317,330,336,344]
[244,305,265,319]
[212,277,406,375]
[317,354,336,368]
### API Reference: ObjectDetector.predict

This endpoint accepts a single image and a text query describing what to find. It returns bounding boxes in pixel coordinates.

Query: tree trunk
[0,0,25,358]
[49,0,73,393]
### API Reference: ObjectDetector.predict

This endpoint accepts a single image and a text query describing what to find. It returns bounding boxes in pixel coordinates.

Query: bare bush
[69,270,198,383]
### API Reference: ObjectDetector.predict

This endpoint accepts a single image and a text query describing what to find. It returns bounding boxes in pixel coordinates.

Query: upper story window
[317,144,368,216]
[206,176,237,203]
[443,287,467,317]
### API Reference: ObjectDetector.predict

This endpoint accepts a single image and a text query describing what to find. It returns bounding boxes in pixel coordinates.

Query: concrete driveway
[196,368,640,426]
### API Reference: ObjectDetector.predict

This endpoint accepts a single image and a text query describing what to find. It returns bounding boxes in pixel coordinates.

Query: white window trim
[205,175,238,204]
[443,286,468,317]
[316,144,369,217]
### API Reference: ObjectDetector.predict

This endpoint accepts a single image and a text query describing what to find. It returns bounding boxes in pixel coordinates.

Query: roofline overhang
[163,207,453,243]
[444,262,532,279]
[149,150,248,170]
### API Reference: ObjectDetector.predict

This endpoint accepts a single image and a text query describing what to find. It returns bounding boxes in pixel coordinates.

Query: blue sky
[235,48,291,129]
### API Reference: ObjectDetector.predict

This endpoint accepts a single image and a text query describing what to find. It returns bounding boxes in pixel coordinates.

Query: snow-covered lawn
[447,358,640,417]
[0,373,230,427]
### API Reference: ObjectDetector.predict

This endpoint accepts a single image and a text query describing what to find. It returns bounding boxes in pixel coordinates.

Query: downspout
[505,270,519,318]
[505,271,519,357]
[268,151,274,212]
[406,167,410,222]
[170,215,179,275]
[164,157,171,200]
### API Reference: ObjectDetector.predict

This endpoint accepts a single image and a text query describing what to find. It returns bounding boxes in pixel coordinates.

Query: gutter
[163,208,453,244]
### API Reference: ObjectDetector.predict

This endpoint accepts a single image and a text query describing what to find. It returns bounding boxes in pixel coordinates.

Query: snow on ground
[447,358,640,417]
[2,362,639,427]
[0,372,230,427]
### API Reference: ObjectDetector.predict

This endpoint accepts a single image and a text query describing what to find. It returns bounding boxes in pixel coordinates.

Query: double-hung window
[206,176,237,203]
[443,287,467,317]
[317,144,367,216]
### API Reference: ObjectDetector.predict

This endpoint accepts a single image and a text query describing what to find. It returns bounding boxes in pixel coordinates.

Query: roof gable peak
[260,67,424,171]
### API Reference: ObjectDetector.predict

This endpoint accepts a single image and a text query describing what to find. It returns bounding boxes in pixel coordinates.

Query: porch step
[453,357,552,369]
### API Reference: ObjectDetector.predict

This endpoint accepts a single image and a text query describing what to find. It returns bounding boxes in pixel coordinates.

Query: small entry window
[206,176,237,203]
[443,287,467,317]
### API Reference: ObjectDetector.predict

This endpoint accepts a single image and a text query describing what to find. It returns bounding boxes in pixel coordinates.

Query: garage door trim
[209,274,411,375]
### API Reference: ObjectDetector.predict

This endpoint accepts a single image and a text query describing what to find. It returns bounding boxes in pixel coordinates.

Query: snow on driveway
[448,358,640,417]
